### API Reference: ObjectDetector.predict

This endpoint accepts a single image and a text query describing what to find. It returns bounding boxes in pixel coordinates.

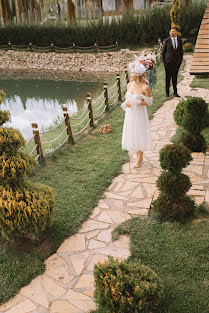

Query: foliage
[159,143,192,173]
[173,97,209,151]
[0,2,206,46]
[0,92,54,241]
[94,256,164,313]
[170,0,181,30]
[112,217,209,313]
[152,143,195,223]
[183,42,194,52]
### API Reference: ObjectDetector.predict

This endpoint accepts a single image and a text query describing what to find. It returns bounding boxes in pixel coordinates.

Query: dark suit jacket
[162,36,183,66]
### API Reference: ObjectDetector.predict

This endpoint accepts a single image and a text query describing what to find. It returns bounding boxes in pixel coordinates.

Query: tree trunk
[1,0,13,22]
[123,0,133,9]
[68,0,75,22]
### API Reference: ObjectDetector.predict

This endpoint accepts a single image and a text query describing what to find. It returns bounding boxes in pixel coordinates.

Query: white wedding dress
[121,91,153,152]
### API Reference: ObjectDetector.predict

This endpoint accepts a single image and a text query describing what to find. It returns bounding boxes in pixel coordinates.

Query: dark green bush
[183,42,194,52]
[94,256,164,313]
[152,144,195,223]
[0,1,206,47]
[173,97,209,152]
[159,143,192,173]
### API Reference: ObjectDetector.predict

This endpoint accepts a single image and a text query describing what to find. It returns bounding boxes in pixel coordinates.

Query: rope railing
[18,134,35,152]
[73,118,92,136]
[39,117,65,135]
[93,99,106,112]
[70,105,89,121]
[44,135,69,155]
[94,105,107,119]
[71,110,90,127]
[29,144,38,155]
[0,42,119,53]
[41,126,68,145]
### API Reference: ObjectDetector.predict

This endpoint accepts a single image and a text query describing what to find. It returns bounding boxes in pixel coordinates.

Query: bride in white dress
[121,58,153,167]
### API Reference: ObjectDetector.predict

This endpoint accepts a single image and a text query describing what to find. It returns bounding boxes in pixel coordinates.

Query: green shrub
[183,42,194,52]
[173,97,209,152]
[0,92,55,241]
[152,143,195,223]
[94,256,164,313]
[0,1,206,47]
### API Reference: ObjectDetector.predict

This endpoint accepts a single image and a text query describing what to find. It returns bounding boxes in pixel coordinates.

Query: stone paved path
[1,55,209,313]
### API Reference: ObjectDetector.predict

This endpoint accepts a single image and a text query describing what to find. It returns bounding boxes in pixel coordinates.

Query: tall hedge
[0,1,206,47]
[0,91,55,241]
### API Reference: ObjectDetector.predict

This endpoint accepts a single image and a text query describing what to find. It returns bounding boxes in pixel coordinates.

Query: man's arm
[162,39,167,64]
[179,39,183,65]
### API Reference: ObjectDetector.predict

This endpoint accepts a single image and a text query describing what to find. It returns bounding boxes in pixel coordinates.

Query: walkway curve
[1,55,209,313]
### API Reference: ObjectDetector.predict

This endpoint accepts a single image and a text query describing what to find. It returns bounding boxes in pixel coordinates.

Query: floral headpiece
[129,54,156,76]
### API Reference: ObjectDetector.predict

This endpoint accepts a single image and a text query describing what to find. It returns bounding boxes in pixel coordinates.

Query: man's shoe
[174,93,181,97]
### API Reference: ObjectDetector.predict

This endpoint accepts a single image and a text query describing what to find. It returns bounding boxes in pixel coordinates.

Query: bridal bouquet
[139,54,157,90]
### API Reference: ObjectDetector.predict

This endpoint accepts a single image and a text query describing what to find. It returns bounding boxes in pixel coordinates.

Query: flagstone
[69,251,89,276]
[193,196,205,206]
[121,181,140,191]
[186,165,203,175]
[97,211,113,223]
[88,239,106,249]
[84,289,95,298]
[97,229,112,243]
[104,192,129,201]
[5,300,37,313]
[57,234,86,253]
[122,163,130,173]
[0,294,23,312]
[143,183,156,197]
[69,299,96,311]
[20,276,49,308]
[205,190,209,203]
[87,254,108,271]
[114,236,130,249]
[127,208,149,216]
[90,207,100,219]
[127,198,152,209]
[42,275,66,300]
[95,246,130,259]
[79,221,110,233]
[187,190,205,196]
[50,301,79,313]
[105,198,124,210]
[97,199,109,209]
[74,274,94,289]
[191,185,204,190]
[131,186,144,198]
[65,289,91,301]
[129,176,157,183]
[107,211,131,224]
[85,230,100,240]
[45,254,73,285]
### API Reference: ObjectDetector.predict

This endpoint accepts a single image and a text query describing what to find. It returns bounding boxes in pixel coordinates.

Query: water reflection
[0,79,102,138]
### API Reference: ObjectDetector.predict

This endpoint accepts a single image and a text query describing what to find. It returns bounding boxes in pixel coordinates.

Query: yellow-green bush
[0,91,55,241]
[183,42,194,52]
[0,182,54,240]
[94,256,164,313]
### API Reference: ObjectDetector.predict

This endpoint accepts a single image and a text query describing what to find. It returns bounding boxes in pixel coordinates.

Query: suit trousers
[164,62,180,95]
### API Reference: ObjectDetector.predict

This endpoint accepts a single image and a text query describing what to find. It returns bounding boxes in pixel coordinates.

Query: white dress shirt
[171,36,178,49]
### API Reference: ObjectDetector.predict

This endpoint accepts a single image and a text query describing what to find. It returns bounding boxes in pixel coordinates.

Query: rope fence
[18,46,160,162]
[0,42,119,53]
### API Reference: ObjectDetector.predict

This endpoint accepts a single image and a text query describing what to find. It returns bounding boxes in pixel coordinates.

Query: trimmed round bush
[159,143,192,173]
[152,143,195,223]
[173,97,209,152]
[94,256,164,313]
[183,42,194,52]
[0,91,55,241]
[152,194,195,223]
[156,172,191,197]
[0,182,54,240]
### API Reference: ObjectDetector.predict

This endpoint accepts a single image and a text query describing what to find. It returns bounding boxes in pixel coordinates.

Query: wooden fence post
[87,92,94,127]
[125,68,129,84]
[116,74,122,101]
[73,43,76,52]
[104,82,108,111]
[29,42,33,52]
[8,42,12,50]
[51,43,54,52]
[94,43,99,53]
[62,107,74,144]
[31,123,44,161]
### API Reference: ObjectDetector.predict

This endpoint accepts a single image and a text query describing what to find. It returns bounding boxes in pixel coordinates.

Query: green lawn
[0,59,185,305]
[112,217,209,313]
[190,76,209,90]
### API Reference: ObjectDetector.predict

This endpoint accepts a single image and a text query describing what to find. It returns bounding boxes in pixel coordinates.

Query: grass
[112,217,209,313]
[190,75,209,90]
[0,60,185,305]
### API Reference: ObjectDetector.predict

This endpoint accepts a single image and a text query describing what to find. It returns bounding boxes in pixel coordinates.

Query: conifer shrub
[94,256,164,313]
[0,91,54,241]
[183,42,194,52]
[173,97,209,152]
[152,143,195,223]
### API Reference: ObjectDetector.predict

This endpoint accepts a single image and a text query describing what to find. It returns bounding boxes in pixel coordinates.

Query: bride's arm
[140,85,152,106]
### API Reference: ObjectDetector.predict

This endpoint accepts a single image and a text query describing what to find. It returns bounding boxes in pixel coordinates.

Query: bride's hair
[135,72,149,85]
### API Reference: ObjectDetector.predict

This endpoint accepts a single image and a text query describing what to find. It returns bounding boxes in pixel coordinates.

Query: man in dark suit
[162,27,183,97]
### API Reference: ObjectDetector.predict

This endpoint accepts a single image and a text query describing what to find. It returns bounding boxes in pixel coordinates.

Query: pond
[0,78,103,139]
